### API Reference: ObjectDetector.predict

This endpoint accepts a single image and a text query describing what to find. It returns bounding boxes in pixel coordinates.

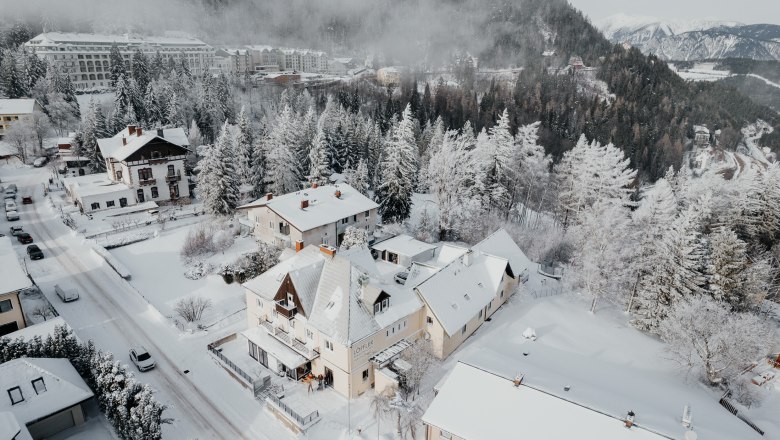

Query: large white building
[24,32,214,90]
[0,99,44,140]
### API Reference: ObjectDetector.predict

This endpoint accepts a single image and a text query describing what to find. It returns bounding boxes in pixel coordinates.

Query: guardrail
[719,398,764,436]
[529,287,564,299]
[266,393,319,428]
[208,337,254,385]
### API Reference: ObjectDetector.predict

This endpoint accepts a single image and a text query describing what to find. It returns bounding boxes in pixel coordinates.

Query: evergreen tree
[346,159,370,197]
[197,122,240,216]
[235,107,255,185]
[707,226,749,308]
[132,48,151,93]
[109,45,125,87]
[265,105,302,194]
[308,127,330,186]
[24,50,47,92]
[166,92,183,128]
[248,123,268,198]
[376,104,418,223]
[113,74,136,123]
[151,51,165,80]
[0,53,27,98]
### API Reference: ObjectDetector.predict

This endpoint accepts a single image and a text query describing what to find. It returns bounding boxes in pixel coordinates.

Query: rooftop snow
[371,235,437,258]
[98,127,189,162]
[0,99,38,115]
[0,237,32,294]
[242,246,325,302]
[422,362,667,440]
[0,358,93,425]
[27,32,208,46]
[472,228,533,278]
[2,317,71,342]
[240,184,377,232]
[415,250,508,337]
[242,327,307,368]
[62,173,133,197]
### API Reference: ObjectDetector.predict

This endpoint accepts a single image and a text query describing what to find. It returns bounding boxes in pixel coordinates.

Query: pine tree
[235,107,255,185]
[375,104,418,223]
[132,48,151,93]
[165,92,183,128]
[113,73,136,122]
[265,105,302,194]
[248,123,268,198]
[308,127,330,186]
[707,226,748,307]
[109,45,125,87]
[24,50,47,92]
[197,122,240,216]
[0,53,27,98]
[151,51,165,80]
[346,159,370,196]
[479,108,515,215]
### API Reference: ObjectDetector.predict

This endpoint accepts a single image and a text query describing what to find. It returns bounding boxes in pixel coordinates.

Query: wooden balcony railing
[138,178,156,186]
[275,300,297,319]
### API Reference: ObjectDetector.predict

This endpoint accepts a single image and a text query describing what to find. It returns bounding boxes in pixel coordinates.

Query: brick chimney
[300,199,309,209]
[312,182,319,189]
[128,125,136,136]
[334,190,342,198]
[136,128,143,136]
[319,244,336,257]
[295,240,304,252]
[266,193,273,201]
[513,374,524,387]
[157,128,164,138]
[122,137,127,146]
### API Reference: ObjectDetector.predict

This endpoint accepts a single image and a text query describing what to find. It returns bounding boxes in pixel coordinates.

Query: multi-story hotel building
[24,32,214,90]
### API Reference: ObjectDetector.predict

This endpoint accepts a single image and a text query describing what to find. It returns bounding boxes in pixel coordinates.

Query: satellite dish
[684,430,698,440]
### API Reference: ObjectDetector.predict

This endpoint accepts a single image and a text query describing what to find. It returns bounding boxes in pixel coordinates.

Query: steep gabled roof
[0,237,32,294]
[243,246,325,301]
[97,127,189,162]
[0,99,39,115]
[472,228,532,278]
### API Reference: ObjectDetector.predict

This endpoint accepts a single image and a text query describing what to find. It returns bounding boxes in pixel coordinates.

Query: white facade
[0,99,44,139]
[25,32,214,90]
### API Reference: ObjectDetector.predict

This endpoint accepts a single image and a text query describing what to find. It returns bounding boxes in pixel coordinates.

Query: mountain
[598,14,780,61]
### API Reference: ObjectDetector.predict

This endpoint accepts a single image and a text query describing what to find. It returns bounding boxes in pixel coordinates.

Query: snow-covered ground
[670,62,733,82]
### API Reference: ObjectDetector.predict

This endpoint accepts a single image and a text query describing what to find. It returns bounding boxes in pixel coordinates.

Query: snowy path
[8,168,293,440]
[746,73,780,90]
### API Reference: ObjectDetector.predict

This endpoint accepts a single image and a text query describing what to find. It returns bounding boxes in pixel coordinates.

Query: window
[362,369,369,381]
[461,324,467,335]
[119,198,128,208]
[90,202,100,210]
[137,189,145,203]
[500,290,504,298]
[115,170,122,180]
[426,316,433,325]
[167,164,175,175]
[353,215,357,222]
[0,299,12,313]
[151,186,159,198]
[7,386,23,405]
[342,217,348,224]
[138,168,152,181]
[478,309,483,320]
[290,320,295,328]
[325,340,333,351]
[151,151,162,159]
[106,200,115,208]
[306,329,313,340]
[31,377,46,394]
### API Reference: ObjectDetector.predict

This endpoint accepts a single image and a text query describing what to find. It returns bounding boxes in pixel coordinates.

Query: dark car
[27,244,43,260]
[17,233,33,244]
[22,196,32,205]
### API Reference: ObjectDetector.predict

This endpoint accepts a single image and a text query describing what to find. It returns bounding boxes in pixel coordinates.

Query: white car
[129,346,156,372]
[54,284,80,302]
[6,210,19,221]
[33,157,48,167]
[5,200,16,211]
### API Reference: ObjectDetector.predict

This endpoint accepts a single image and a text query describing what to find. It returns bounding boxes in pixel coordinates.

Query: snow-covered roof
[0,358,93,426]
[0,237,32,294]
[242,327,307,368]
[240,184,378,232]
[415,250,508,336]
[0,411,24,440]
[693,125,710,135]
[2,317,71,342]
[472,229,532,278]
[423,362,667,440]
[332,57,353,64]
[246,45,275,52]
[0,99,39,115]
[62,173,133,198]
[27,32,208,47]
[371,235,437,259]
[98,127,189,162]
[243,246,325,303]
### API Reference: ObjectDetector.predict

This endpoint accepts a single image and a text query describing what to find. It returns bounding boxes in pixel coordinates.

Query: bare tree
[369,391,392,440]
[4,120,34,163]
[400,339,436,397]
[31,304,55,321]
[174,296,213,322]
[27,113,53,157]
[180,223,216,262]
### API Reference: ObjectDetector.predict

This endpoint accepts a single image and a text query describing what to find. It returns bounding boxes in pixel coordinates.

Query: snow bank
[91,244,131,279]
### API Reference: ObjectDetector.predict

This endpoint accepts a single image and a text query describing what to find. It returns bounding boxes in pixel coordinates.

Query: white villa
[234,229,531,399]
[0,99,44,140]
[64,125,189,213]
[239,184,379,250]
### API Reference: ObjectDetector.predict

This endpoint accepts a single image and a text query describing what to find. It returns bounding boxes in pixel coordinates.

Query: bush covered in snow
[183,260,214,280]
[180,223,216,262]
[220,243,282,283]
[339,226,369,251]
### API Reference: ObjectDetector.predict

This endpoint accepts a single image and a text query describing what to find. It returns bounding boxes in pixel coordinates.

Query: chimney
[266,193,273,201]
[157,128,164,138]
[300,199,309,209]
[128,125,136,136]
[122,137,127,146]
[312,182,319,189]
[463,250,473,266]
[319,244,336,257]
[295,240,304,252]
[335,190,342,199]
[136,128,142,136]
[625,411,635,429]
[513,373,524,387]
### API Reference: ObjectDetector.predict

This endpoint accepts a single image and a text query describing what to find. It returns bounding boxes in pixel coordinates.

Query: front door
[324,366,333,387]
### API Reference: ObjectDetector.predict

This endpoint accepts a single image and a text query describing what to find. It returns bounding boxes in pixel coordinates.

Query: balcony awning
[370,338,412,368]
[242,327,307,369]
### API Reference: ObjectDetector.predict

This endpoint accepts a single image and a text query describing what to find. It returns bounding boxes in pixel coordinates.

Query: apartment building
[213,48,252,75]
[0,99,44,139]
[24,32,214,90]
[240,184,379,250]
[0,237,31,337]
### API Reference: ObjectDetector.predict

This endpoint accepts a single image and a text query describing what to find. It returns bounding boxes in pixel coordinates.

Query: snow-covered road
[8,167,272,439]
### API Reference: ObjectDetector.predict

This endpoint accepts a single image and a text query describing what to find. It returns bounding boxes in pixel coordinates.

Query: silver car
[129,346,156,372]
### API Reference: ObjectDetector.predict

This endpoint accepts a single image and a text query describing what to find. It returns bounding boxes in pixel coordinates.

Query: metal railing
[208,340,254,385]
[719,398,764,436]
[266,393,319,427]
[529,287,564,299]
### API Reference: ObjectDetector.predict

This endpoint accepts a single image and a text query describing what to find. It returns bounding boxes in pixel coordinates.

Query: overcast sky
[567,0,780,25]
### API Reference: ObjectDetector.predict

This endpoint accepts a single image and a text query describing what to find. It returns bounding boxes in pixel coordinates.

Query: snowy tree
[707,227,748,306]
[3,118,35,163]
[109,45,125,87]
[478,108,515,215]
[196,122,240,216]
[235,107,254,185]
[375,104,418,223]
[658,296,773,386]
[131,48,151,93]
[345,159,370,197]
[24,50,47,92]
[339,226,368,251]
[113,74,136,122]
[400,339,435,397]
[248,127,267,198]
[265,105,301,194]
[0,52,26,98]
[308,127,330,186]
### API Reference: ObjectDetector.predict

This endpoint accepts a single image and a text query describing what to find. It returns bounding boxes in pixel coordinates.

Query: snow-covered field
[670,63,733,82]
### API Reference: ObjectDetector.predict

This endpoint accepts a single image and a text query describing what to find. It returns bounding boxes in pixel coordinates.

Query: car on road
[6,210,19,221]
[129,346,156,372]
[26,244,44,260]
[4,190,15,200]
[5,200,16,211]
[9,226,24,236]
[6,184,17,193]
[22,196,33,205]
[33,157,48,167]
[17,232,32,244]
[54,284,79,302]
[394,271,409,285]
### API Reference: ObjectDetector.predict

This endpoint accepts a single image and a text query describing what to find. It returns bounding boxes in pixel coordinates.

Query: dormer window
[32,377,46,394]
[374,297,390,314]
[7,386,23,405]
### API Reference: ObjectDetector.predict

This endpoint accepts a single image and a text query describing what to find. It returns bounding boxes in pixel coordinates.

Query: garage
[27,408,76,440]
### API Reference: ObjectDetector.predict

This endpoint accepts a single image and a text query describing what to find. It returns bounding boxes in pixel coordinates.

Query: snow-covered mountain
[598,14,780,61]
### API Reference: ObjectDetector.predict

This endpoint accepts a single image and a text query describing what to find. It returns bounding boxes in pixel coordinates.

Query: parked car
[17,232,32,244]
[7,184,17,193]
[129,347,156,372]
[26,244,44,260]
[4,200,16,211]
[4,190,15,200]
[33,157,48,167]
[54,284,79,302]
[6,210,19,221]
[394,271,409,285]
[9,226,23,236]
[21,196,32,205]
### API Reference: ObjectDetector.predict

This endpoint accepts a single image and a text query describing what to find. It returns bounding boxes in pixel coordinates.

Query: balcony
[138,178,156,186]
[165,172,182,183]
[259,318,319,360]
[275,300,297,319]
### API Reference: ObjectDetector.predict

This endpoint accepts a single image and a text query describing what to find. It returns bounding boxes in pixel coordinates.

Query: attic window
[374,297,390,315]
[7,386,23,405]
[31,377,46,394]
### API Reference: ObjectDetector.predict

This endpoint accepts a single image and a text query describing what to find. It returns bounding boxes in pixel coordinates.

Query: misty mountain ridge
[599,14,780,61]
